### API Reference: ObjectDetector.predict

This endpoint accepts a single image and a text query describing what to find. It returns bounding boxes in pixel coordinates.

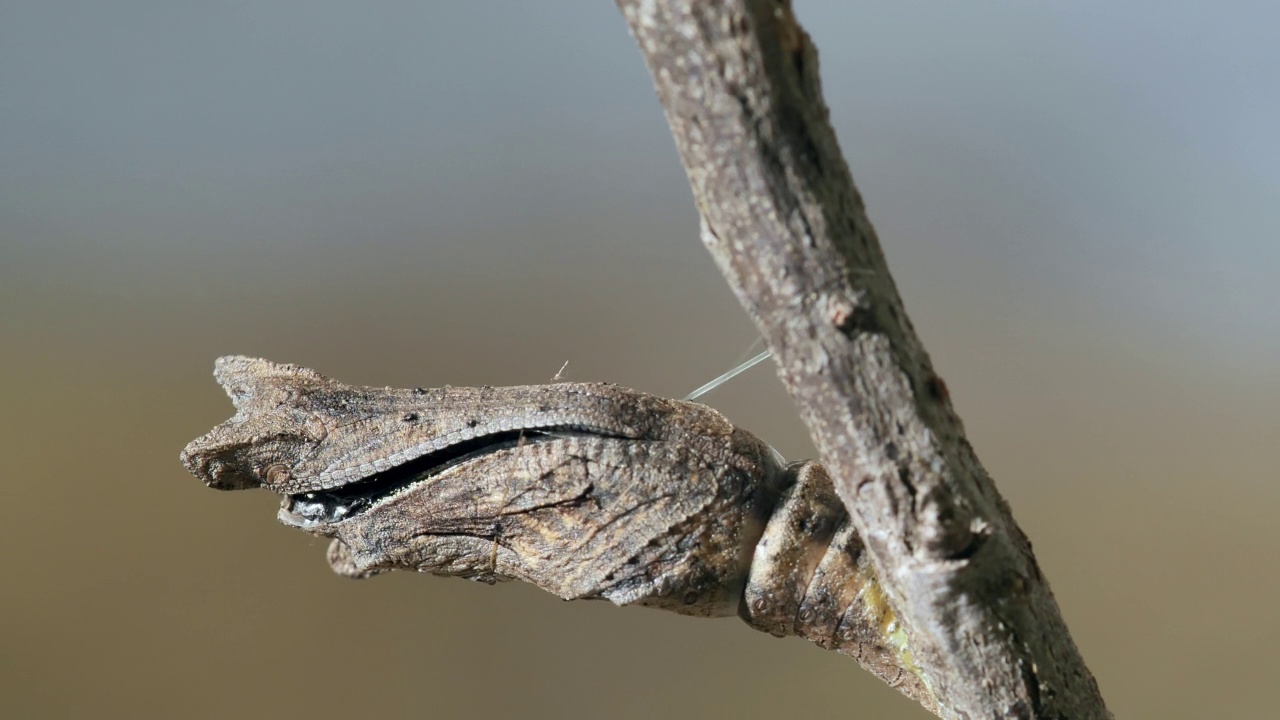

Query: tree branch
[616,1,1111,717]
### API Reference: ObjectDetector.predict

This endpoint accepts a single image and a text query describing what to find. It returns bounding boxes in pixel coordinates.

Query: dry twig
[616,2,1112,717]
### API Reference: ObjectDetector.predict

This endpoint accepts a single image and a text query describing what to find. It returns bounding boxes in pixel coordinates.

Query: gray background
[2,2,1277,718]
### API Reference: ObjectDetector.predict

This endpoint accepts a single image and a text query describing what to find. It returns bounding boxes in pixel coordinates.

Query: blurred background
[2,2,1277,718]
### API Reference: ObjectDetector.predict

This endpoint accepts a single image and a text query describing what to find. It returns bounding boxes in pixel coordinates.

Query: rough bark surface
[615,1,1111,718]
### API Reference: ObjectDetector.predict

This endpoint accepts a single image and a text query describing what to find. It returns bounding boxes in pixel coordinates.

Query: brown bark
[615,1,1112,718]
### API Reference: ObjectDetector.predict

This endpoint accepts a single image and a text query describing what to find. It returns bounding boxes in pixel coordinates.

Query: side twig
[616,2,1111,717]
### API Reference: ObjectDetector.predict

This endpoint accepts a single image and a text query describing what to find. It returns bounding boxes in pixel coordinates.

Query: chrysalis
[182,357,931,709]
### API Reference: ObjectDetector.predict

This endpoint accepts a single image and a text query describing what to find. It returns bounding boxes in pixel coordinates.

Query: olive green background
[3,2,1277,718]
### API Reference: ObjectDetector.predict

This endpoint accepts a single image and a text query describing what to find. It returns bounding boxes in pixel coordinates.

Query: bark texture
[615,1,1111,718]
